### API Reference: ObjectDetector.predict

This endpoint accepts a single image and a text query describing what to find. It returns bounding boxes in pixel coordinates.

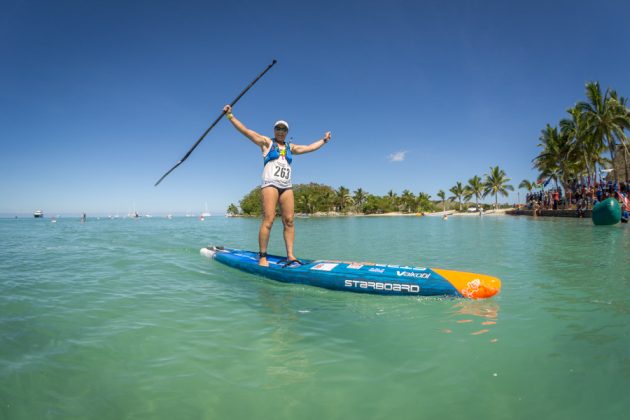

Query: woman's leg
[259,187,279,266]
[278,189,296,261]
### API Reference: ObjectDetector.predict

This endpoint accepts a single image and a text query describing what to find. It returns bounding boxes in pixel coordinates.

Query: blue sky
[2,0,630,215]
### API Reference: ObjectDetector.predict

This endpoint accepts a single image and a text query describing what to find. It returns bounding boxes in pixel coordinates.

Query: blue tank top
[263,138,292,166]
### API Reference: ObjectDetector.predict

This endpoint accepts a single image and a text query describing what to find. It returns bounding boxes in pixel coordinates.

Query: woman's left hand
[323,132,331,143]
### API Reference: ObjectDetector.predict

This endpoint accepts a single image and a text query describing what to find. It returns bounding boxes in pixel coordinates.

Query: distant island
[227,168,514,217]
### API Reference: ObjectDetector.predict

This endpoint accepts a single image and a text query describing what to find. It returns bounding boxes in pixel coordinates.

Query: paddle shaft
[154,59,278,186]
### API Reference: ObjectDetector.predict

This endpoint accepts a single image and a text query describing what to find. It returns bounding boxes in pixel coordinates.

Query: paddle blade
[154,160,183,187]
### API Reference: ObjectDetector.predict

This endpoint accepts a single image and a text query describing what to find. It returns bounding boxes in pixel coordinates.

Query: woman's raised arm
[224,105,270,148]
[291,131,332,155]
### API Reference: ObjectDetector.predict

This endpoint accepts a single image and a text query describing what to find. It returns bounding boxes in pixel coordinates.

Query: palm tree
[560,106,592,183]
[563,105,608,185]
[518,180,535,206]
[464,175,484,214]
[437,190,446,212]
[483,166,514,210]
[226,203,239,216]
[416,192,432,212]
[352,188,367,211]
[608,92,630,181]
[322,190,336,212]
[533,124,578,191]
[448,182,465,211]
[386,190,398,212]
[400,190,416,213]
[518,180,534,192]
[297,193,315,214]
[577,82,630,181]
[335,186,353,213]
[533,124,560,187]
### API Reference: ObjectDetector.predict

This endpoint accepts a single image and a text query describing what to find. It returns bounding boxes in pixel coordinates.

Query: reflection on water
[256,287,315,388]
[453,299,500,319]
[443,299,501,342]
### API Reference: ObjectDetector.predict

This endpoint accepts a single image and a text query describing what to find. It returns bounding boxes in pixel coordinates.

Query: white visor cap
[274,120,289,130]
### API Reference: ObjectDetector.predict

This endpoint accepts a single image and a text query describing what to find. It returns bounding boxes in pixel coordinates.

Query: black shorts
[262,185,292,195]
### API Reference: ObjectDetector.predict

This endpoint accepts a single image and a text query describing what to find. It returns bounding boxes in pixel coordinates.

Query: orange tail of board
[432,268,501,299]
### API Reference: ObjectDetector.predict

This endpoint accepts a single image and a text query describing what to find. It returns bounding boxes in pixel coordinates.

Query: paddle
[154,59,278,186]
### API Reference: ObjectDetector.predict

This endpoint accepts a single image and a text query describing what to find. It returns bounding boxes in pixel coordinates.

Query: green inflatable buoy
[592,197,621,225]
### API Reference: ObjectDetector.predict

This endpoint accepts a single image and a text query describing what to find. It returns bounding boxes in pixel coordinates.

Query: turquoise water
[1,215,629,419]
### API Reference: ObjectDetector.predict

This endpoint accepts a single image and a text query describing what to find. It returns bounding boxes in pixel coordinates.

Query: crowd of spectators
[525,179,628,221]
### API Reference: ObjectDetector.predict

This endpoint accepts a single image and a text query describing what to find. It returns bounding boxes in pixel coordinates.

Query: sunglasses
[274,126,288,132]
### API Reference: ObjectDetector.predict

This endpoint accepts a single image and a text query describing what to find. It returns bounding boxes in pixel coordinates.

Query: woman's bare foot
[258,252,269,267]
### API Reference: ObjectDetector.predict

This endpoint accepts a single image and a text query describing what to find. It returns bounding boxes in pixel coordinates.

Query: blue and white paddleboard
[201,246,501,298]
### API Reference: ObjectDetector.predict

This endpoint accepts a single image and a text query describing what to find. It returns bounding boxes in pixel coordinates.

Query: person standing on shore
[223,104,331,266]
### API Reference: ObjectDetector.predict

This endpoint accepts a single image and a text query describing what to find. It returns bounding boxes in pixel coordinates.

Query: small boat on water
[33,210,44,218]
[201,202,211,218]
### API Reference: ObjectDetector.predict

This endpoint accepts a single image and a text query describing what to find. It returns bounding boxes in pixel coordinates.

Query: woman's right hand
[223,104,232,114]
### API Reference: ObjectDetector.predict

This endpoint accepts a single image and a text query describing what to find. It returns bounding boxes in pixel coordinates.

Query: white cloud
[388,151,408,162]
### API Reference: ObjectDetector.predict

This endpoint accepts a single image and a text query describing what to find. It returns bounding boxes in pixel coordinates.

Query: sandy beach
[433,208,515,217]
[304,209,515,218]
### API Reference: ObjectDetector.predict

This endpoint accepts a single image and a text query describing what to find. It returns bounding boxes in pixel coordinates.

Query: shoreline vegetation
[227,172,515,218]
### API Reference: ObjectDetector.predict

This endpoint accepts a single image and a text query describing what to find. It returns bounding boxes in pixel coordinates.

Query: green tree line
[231,183,436,216]
[227,165,514,216]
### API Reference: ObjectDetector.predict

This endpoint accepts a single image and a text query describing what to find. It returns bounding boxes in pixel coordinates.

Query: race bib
[262,158,292,188]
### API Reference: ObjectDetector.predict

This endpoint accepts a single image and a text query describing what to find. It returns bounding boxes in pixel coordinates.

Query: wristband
[227,113,234,120]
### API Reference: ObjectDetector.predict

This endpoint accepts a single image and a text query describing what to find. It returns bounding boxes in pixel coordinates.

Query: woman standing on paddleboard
[223,104,331,267]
